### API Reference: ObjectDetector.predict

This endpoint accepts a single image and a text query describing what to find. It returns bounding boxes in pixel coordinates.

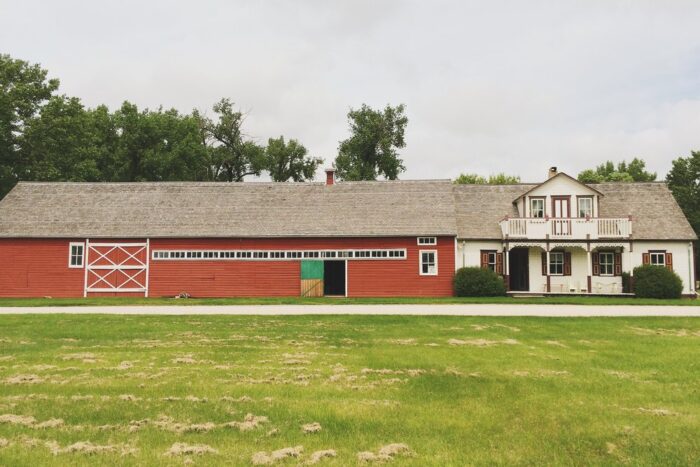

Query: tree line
[1,54,409,199]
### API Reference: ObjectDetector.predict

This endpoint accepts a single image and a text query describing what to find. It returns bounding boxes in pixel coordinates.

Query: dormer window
[530,198,545,218]
[578,197,593,218]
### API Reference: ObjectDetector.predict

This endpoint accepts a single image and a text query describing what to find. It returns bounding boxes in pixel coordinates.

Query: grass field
[0,315,699,465]
[0,295,698,307]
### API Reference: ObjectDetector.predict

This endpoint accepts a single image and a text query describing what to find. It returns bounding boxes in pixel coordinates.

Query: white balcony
[500,217,632,240]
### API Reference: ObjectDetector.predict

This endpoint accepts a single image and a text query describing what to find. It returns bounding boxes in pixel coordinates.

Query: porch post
[546,248,551,293]
[586,249,592,294]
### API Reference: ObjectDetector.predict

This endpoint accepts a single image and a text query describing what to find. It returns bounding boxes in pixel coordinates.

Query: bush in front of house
[632,265,683,299]
[454,267,507,297]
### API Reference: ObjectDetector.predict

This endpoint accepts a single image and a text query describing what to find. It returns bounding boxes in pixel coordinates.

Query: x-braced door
[84,241,149,296]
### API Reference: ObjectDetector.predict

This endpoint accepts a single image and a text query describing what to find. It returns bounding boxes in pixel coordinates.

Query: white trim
[68,242,85,268]
[85,242,148,294]
[83,239,90,297]
[344,259,348,298]
[598,251,615,276]
[417,237,437,245]
[144,238,150,298]
[419,249,438,276]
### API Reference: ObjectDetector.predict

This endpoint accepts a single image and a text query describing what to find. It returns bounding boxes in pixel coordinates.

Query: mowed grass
[1,295,699,306]
[0,315,698,466]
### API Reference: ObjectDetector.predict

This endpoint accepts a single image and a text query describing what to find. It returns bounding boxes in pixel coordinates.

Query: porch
[504,241,632,294]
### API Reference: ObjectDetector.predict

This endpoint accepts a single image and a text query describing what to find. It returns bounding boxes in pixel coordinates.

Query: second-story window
[530,198,544,218]
[578,197,593,218]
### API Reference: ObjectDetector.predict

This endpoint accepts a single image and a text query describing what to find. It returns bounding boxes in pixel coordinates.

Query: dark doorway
[323,261,346,296]
[509,248,529,292]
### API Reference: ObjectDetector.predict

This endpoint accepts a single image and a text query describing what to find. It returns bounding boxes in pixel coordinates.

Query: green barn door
[300,260,324,297]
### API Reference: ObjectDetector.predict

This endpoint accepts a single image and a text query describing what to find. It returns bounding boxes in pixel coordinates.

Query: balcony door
[551,196,570,235]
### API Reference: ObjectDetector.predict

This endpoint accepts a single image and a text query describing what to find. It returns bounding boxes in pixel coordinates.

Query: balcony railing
[500,217,632,240]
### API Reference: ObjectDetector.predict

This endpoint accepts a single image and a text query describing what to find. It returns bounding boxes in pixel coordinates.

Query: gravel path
[0,304,699,316]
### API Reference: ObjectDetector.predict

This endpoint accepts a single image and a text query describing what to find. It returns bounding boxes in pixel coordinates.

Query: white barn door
[84,240,149,296]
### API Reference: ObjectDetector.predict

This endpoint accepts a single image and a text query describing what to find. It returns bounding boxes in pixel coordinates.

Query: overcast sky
[2,0,700,182]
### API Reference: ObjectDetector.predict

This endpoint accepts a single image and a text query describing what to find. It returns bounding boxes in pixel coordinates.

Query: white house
[454,167,697,296]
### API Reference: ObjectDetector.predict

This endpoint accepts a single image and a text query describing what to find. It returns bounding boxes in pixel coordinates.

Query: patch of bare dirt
[0,438,9,448]
[638,407,678,416]
[628,326,700,337]
[116,361,133,370]
[251,446,304,465]
[61,353,97,363]
[545,340,568,347]
[172,355,197,364]
[118,394,141,402]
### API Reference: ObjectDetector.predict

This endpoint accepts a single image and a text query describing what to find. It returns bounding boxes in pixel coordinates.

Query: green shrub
[633,265,683,299]
[621,271,632,294]
[454,267,506,297]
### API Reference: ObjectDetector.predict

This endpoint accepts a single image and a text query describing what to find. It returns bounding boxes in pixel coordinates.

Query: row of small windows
[152,249,407,261]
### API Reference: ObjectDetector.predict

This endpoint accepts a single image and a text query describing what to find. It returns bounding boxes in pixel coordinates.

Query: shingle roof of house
[453,181,697,240]
[0,179,695,241]
[0,180,457,238]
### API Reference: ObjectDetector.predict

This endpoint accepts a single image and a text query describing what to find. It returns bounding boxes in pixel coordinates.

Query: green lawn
[0,315,698,465]
[0,295,698,307]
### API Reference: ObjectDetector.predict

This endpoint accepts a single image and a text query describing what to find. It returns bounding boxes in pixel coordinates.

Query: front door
[508,248,529,291]
[552,197,570,235]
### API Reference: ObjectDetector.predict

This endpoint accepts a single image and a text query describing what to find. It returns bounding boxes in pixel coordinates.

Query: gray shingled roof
[0,180,457,238]
[0,179,694,241]
[453,182,697,240]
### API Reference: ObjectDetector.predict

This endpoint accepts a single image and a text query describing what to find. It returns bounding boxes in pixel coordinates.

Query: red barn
[0,172,457,298]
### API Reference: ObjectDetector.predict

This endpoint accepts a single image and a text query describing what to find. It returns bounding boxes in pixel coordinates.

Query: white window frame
[151,248,407,261]
[68,242,85,268]
[549,251,564,275]
[417,237,437,245]
[486,251,497,272]
[419,249,438,276]
[578,197,593,218]
[530,198,545,218]
[599,251,614,276]
[650,251,665,266]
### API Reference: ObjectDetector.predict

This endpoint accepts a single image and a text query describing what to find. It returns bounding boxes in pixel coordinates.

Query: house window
[69,242,84,268]
[549,251,564,275]
[530,198,545,218]
[650,251,665,266]
[578,197,593,218]
[599,251,614,276]
[419,250,438,275]
[481,250,497,271]
[417,237,437,245]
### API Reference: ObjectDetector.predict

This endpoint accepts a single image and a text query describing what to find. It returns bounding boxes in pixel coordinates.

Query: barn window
[417,237,437,245]
[69,242,84,268]
[419,250,438,275]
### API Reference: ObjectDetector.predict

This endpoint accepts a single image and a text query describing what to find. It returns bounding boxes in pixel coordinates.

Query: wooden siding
[0,236,456,298]
[0,239,84,297]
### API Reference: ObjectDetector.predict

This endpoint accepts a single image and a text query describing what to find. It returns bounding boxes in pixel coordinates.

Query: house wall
[0,236,455,298]
[632,241,696,294]
[455,241,503,269]
[520,176,600,218]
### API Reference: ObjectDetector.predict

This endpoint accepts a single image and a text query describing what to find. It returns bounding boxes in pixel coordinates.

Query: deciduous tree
[264,136,322,182]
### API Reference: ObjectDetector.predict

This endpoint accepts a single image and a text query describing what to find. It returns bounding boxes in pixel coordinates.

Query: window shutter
[642,253,650,265]
[480,251,488,269]
[614,252,622,276]
[592,252,600,276]
[665,252,673,271]
[564,252,571,276]
[541,252,547,275]
[496,252,503,275]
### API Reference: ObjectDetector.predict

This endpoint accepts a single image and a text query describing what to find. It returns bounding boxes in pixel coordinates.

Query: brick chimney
[548,167,558,179]
[325,168,335,186]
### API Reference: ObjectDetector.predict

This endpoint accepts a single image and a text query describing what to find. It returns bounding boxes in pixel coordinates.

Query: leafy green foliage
[454,173,521,184]
[0,54,60,197]
[633,265,683,299]
[453,267,507,296]
[264,136,323,182]
[666,151,700,238]
[334,103,407,180]
[577,158,656,183]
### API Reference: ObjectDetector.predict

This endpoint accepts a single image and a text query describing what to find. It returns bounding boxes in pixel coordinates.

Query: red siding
[0,236,456,298]
[0,239,84,297]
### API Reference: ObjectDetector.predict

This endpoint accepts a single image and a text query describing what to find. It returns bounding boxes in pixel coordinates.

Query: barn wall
[0,239,84,297]
[149,236,455,298]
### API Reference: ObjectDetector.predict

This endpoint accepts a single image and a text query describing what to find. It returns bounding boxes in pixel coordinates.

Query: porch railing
[500,217,631,240]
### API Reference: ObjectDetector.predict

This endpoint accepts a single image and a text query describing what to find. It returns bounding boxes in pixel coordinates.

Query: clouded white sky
[2,0,700,182]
